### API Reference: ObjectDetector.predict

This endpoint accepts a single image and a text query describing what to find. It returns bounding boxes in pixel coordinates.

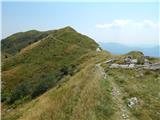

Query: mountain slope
[2,27,160,120]
[1,30,49,56]
[2,52,112,120]
[2,51,160,120]
[1,26,99,104]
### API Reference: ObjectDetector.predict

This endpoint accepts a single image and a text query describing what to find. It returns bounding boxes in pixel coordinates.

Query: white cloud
[96,24,112,28]
[96,19,132,28]
[94,19,159,45]
[135,20,158,28]
[96,19,158,28]
[113,19,132,26]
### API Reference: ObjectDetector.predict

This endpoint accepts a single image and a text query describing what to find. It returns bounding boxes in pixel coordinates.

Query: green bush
[31,80,49,98]
[7,81,30,104]
[31,65,77,99]
[1,91,9,102]
[57,64,76,79]
[31,74,56,98]
[60,66,69,76]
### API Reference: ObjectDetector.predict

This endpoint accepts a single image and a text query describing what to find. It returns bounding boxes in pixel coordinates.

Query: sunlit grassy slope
[2,52,113,120]
[2,27,160,120]
[2,51,160,120]
[106,68,160,120]
[1,26,99,104]
[1,30,49,55]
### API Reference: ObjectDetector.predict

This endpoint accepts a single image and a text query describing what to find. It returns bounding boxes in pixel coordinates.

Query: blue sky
[2,1,159,46]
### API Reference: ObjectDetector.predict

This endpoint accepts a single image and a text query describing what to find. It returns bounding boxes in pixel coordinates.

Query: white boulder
[128,97,138,108]
[131,59,138,64]
[110,64,119,68]
[96,47,101,52]
[129,64,135,68]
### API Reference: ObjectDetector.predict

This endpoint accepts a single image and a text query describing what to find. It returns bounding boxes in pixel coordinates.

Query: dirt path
[109,76,131,120]
[96,63,137,120]
[95,63,106,79]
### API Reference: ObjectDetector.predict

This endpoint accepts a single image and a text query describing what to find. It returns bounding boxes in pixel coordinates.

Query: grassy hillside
[1,30,49,56]
[2,27,160,120]
[1,26,99,105]
[1,27,97,57]
[2,51,159,120]
[106,68,160,120]
[2,51,112,120]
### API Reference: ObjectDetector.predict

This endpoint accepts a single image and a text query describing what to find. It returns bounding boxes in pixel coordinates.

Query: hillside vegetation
[2,30,49,56]
[1,26,99,105]
[1,27,160,120]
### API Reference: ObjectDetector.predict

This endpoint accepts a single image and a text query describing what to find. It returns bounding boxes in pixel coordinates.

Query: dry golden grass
[3,52,110,120]
[19,40,42,54]
[3,51,159,120]
[19,63,96,120]
[2,65,23,90]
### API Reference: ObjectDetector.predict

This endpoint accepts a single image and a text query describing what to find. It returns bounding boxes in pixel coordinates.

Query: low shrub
[7,81,30,104]
[31,80,49,98]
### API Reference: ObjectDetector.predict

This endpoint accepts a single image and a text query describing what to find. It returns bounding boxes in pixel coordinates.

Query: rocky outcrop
[109,63,160,70]
[105,57,160,70]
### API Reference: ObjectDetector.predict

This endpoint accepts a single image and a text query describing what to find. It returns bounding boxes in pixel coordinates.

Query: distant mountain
[99,42,160,57]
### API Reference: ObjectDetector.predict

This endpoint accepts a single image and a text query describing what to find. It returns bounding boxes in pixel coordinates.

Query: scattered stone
[122,113,129,119]
[131,59,138,64]
[105,56,160,70]
[149,63,160,70]
[112,88,120,96]
[96,47,101,52]
[128,64,135,68]
[128,97,138,108]
[104,58,116,64]
[120,65,129,68]
[110,63,119,68]
[124,57,131,64]
[6,108,12,112]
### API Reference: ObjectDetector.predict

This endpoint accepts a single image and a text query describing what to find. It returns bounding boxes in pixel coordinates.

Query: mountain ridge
[2,26,99,104]
[2,27,160,120]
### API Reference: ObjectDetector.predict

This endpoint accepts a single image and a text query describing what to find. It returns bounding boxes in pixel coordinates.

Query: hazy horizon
[98,42,160,48]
